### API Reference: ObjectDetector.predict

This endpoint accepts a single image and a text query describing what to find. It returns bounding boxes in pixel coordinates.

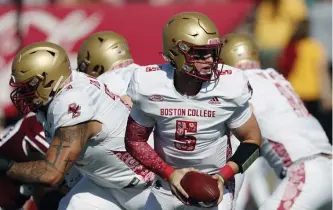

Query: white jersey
[245,68,332,163]
[36,71,154,189]
[98,63,140,96]
[127,63,252,175]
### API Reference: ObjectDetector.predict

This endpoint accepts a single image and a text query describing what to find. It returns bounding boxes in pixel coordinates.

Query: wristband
[161,165,175,180]
[228,142,260,173]
[218,164,234,182]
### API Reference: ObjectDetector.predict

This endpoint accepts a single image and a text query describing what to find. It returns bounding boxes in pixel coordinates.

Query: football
[180,171,220,207]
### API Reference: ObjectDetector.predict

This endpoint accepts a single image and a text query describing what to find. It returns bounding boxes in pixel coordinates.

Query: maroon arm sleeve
[125,116,175,180]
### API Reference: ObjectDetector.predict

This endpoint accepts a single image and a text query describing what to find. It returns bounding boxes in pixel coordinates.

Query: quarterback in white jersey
[3,42,154,210]
[125,12,262,210]
[220,33,332,210]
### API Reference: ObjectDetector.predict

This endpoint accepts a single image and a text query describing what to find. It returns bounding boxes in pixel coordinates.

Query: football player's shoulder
[48,85,90,117]
[215,64,249,99]
[47,86,94,129]
[263,67,278,74]
[134,63,169,81]
[244,68,282,97]
[245,68,281,84]
[97,69,117,84]
[99,63,140,82]
[243,68,268,82]
[127,63,141,71]
[131,63,171,93]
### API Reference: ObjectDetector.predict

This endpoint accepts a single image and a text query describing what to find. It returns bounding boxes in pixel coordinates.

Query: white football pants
[58,176,151,210]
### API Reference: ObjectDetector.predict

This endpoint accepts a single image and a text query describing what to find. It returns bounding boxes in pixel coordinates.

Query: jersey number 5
[174,120,197,151]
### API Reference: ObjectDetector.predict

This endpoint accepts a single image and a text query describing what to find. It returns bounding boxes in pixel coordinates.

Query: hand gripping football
[180,171,220,208]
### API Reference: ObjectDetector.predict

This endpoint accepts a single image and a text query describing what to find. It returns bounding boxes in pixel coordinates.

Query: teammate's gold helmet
[162,12,221,81]
[220,33,260,70]
[10,42,72,114]
[77,31,133,77]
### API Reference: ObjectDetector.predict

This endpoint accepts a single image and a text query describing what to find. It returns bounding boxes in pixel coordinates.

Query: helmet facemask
[175,40,221,81]
[10,76,44,114]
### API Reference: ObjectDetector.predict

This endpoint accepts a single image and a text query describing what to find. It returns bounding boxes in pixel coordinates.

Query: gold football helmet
[10,42,72,114]
[162,12,221,81]
[77,31,133,77]
[220,33,260,70]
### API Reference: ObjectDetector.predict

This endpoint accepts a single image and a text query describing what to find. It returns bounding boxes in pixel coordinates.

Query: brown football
[180,171,220,208]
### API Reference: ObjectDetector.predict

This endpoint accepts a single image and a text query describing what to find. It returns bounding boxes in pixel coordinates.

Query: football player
[220,33,332,210]
[77,31,154,148]
[0,42,154,210]
[77,31,139,108]
[124,12,262,209]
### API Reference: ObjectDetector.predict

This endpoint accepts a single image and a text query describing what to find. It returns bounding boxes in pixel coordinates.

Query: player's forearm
[126,141,174,180]
[125,116,174,180]
[7,160,63,187]
[218,142,260,183]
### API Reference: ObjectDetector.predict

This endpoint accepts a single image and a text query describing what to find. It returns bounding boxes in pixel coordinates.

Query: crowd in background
[0,0,331,142]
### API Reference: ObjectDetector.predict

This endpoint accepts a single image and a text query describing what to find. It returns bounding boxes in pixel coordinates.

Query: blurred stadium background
[0,0,331,209]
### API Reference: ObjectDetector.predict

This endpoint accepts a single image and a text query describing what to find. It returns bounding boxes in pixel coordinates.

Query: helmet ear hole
[100,65,105,74]
[92,65,100,73]
[92,65,105,75]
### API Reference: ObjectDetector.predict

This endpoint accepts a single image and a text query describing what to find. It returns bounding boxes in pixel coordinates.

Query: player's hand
[212,174,224,205]
[168,167,198,205]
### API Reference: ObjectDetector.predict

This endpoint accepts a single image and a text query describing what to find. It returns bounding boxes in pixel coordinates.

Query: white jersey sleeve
[50,90,94,131]
[98,64,139,96]
[127,68,139,105]
[219,65,253,129]
[127,69,155,128]
[227,102,251,129]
